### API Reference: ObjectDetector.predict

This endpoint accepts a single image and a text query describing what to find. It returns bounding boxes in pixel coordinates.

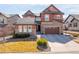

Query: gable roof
[22,10,36,17]
[0,12,10,18]
[9,14,21,18]
[71,14,79,20]
[41,4,64,14]
[65,14,79,23]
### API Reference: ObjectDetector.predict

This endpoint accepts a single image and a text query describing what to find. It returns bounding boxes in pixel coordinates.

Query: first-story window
[18,25,22,32]
[28,25,32,33]
[23,25,27,32]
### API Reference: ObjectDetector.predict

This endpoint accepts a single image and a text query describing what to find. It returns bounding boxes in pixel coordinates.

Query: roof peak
[22,10,36,17]
[41,4,64,14]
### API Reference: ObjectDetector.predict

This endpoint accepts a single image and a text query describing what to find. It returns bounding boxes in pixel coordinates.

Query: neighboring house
[64,14,79,31]
[8,14,21,24]
[0,12,9,24]
[15,4,64,34]
[7,14,21,33]
[0,13,21,36]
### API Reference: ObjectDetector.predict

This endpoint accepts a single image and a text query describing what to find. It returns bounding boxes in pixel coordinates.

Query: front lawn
[74,39,79,43]
[0,41,38,52]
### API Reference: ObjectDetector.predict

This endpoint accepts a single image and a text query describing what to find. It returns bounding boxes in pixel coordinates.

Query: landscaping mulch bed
[7,38,36,42]
[37,45,51,52]
[6,35,37,42]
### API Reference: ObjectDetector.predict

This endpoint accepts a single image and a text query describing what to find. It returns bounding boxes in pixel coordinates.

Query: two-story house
[64,14,79,31]
[14,4,64,35]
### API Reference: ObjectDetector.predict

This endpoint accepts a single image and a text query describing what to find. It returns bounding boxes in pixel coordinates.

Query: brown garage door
[45,27,59,34]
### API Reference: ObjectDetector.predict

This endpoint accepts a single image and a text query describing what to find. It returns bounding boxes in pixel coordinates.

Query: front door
[36,25,41,32]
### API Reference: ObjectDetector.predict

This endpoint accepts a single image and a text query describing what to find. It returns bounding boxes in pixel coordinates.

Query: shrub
[37,38,47,47]
[13,33,30,38]
[41,32,45,34]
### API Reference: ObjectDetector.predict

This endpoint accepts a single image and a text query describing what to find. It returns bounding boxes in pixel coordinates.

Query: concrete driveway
[41,35,79,53]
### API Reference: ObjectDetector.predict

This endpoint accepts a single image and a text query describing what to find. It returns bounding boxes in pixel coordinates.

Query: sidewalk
[0,35,12,41]
[48,41,79,53]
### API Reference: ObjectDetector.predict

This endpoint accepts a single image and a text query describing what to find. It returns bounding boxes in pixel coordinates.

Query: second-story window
[69,23,72,27]
[73,23,77,27]
[45,14,49,21]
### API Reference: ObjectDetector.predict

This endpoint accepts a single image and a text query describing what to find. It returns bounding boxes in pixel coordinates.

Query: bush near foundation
[13,33,30,38]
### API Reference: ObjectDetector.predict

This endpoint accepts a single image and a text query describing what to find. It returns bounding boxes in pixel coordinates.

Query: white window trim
[45,14,49,21]
[28,25,32,33]
[23,25,27,32]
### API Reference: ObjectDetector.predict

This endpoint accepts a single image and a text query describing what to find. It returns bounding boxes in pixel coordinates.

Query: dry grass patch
[74,39,79,43]
[64,31,79,37]
[0,41,38,53]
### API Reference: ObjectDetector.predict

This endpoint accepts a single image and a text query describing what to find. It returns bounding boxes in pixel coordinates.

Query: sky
[0,4,79,19]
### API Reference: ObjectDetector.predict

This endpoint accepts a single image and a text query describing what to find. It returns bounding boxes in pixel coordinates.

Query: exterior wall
[0,25,15,36]
[15,24,36,35]
[23,16,35,24]
[8,16,20,24]
[41,20,63,34]
[64,16,73,29]
[0,15,8,24]
[40,13,63,34]
[68,19,79,31]
[41,13,63,22]
[23,16,35,19]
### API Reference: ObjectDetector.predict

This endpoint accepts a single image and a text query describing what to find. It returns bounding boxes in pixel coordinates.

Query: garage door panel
[45,27,59,34]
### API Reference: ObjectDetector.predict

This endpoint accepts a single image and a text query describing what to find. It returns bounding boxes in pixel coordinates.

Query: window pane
[45,14,49,21]
[28,29,32,32]
[18,25,22,32]
[28,25,32,33]
[23,25,27,32]
[73,23,77,27]
[69,23,72,27]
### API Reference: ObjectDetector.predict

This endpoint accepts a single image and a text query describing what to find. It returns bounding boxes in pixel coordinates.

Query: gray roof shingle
[16,18,36,24]
[71,14,79,20]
